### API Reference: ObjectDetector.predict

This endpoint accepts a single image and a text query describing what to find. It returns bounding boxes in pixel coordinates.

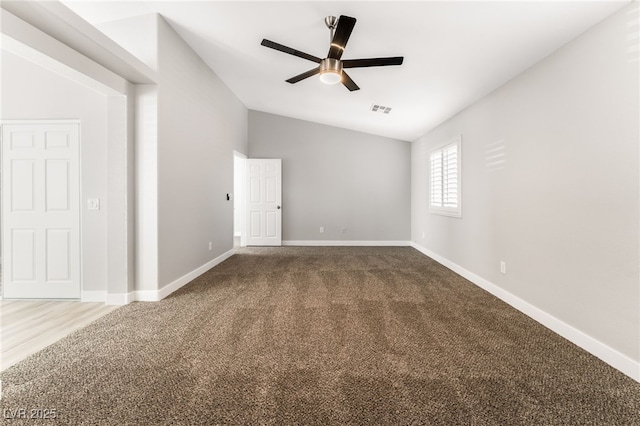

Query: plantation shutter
[429,137,461,217]
[430,151,443,207]
[442,143,458,209]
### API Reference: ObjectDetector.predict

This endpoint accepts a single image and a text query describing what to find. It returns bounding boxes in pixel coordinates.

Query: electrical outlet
[500,261,506,274]
[422,231,426,239]
[341,227,346,234]
[208,242,212,251]
[319,227,325,234]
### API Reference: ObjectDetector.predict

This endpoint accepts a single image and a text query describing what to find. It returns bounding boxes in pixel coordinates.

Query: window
[429,136,461,217]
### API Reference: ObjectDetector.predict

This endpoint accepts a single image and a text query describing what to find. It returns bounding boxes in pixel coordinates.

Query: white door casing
[1,122,81,299]
[246,159,282,246]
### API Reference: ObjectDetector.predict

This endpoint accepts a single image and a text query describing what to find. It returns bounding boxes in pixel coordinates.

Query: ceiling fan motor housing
[321,58,342,73]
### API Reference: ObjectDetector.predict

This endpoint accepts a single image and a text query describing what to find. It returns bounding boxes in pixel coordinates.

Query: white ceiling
[62,1,628,141]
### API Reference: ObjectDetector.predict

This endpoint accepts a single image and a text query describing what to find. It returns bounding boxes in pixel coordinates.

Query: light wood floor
[1,300,119,371]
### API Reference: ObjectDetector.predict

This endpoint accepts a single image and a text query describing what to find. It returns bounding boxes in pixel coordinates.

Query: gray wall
[1,50,109,293]
[411,5,639,361]
[249,111,410,243]
[155,17,248,288]
[98,15,249,291]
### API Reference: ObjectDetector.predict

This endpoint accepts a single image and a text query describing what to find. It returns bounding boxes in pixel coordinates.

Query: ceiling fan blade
[261,39,322,63]
[286,67,320,84]
[341,71,360,91]
[342,57,404,68]
[328,15,356,60]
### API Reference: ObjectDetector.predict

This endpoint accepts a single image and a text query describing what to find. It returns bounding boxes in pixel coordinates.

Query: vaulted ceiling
[62,1,628,141]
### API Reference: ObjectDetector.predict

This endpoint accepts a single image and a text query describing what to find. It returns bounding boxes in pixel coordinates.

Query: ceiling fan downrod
[325,15,338,28]
[325,15,338,44]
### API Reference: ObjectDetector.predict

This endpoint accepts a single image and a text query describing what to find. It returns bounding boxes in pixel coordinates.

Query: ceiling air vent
[370,104,392,114]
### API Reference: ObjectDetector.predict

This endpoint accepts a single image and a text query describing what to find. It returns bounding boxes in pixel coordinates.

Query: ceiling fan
[261,15,404,91]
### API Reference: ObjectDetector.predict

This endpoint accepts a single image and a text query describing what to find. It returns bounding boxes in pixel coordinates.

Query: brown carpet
[1,246,639,425]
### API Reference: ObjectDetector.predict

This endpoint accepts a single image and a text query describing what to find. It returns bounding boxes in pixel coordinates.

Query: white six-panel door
[2,122,81,299]
[246,159,282,246]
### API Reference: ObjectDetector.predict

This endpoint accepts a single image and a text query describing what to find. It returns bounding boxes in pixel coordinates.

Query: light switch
[87,198,100,210]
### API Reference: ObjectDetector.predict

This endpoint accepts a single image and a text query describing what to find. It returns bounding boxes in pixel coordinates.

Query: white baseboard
[282,240,411,247]
[410,242,640,383]
[81,291,106,303]
[106,291,135,306]
[81,290,134,305]
[31,249,235,306]
[135,249,235,302]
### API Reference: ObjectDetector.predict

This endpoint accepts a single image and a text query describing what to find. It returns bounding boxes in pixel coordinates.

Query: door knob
[277,205,281,209]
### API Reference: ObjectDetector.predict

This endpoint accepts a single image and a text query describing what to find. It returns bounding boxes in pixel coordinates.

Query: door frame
[0,119,83,299]
[233,150,247,248]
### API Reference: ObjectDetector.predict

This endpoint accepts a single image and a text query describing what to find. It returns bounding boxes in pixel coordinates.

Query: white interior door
[246,159,281,246]
[2,122,81,299]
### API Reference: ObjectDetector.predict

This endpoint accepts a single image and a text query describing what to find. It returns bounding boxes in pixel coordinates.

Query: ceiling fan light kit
[319,58,342,85]
[261,15,404,91]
